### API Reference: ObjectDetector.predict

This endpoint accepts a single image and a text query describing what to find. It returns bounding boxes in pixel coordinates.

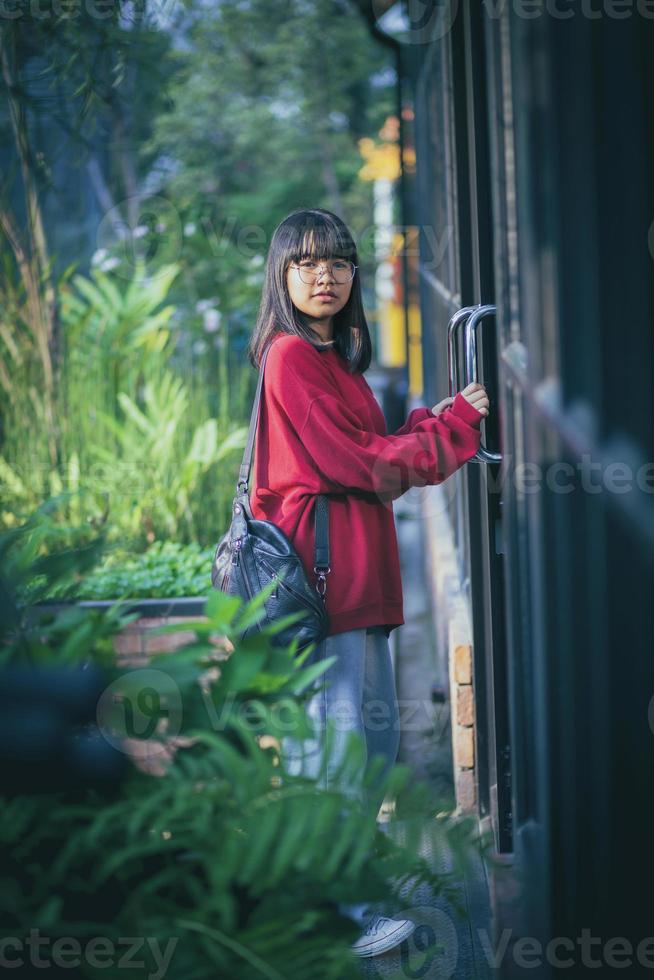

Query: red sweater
[250,332,483,637]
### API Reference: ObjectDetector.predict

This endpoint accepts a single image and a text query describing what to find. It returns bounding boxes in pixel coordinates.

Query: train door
[409,0,654,960]
[481,1,552,934]
[412,1,512,853]
[452,0,519,859]
[457,0,553,939]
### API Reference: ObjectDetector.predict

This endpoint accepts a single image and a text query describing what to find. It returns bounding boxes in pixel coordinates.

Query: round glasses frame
[290,260,358,285]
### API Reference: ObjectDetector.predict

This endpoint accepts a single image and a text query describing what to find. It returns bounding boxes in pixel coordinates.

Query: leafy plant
[61,260,182,417]
[89,367,247,547]
[0,260,181,527]
[0,259,249,549]
[0,495,138,669]
[1,503,494,979]
[28,540,215,602]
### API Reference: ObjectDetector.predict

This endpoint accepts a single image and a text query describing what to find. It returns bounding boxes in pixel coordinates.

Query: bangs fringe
[287,212,356,262]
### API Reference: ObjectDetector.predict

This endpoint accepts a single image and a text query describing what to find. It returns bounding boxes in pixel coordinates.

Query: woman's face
[285,255,353,323]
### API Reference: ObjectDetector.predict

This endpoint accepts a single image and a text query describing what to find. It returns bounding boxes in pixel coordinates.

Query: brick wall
[422,484,479,816]
[449,641,476,811]
[113,615,233,668]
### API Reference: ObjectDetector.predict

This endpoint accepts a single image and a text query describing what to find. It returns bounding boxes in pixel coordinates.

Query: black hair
[246,207,372,374]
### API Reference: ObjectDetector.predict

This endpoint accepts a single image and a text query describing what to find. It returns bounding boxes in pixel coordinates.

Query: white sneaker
[349,914,416,957]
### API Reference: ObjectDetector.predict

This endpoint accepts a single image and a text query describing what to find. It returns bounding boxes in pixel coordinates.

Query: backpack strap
[236,340,330,573]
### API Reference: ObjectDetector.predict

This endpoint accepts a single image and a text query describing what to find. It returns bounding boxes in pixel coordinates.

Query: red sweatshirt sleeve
[392,406,435,435]
[265,336,482,500]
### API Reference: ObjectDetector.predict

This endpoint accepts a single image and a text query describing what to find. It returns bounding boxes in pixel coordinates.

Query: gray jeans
[281,625,401,819]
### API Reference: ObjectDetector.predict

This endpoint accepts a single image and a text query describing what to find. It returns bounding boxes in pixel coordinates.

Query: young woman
[247,207,489,957]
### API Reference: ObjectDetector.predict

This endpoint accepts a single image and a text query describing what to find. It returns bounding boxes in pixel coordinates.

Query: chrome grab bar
[447,304,502,464]
[447,306,476,398]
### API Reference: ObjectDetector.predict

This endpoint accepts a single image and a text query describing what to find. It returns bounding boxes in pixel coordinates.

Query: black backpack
[211,341,331,655]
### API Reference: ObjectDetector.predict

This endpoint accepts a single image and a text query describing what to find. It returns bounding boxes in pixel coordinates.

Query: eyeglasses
[290,259,357,285]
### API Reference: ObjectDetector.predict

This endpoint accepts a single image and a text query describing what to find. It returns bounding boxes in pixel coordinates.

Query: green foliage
[62,260,180,363]
[29,540,215,602]
[143,0,395,314]
[88,366,247,546]
[0,496,139,669]
[0,261,248,550]
[1,0,397,557]
[0,504,494,979]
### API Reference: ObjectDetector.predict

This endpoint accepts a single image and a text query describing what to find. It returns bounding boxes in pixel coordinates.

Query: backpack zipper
[257,554,317,610]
